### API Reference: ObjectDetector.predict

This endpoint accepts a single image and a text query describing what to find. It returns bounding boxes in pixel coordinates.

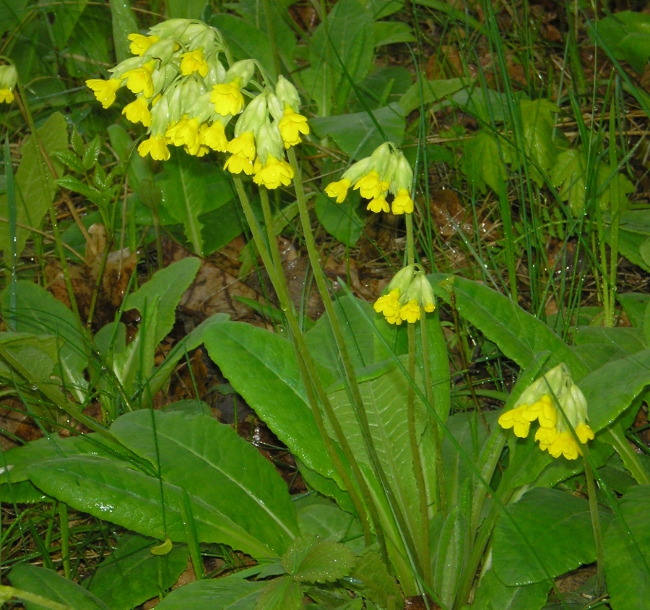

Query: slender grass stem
[584,457,605,595]
[59,503,70,579]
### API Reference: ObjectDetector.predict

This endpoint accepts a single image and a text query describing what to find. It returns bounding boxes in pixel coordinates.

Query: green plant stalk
[233,177,381,554]
[288,148,426,590]
[260,0,281,79]
[607,93,620,329]
[180,489,205,580]
[255,186,377,546]
[419,314,447,517]
[604,423,650,485]
[0,586,70,610]
[4,136,18,331]
[59,502,70,579]
[14,85,83,327]
[583,457,604,595]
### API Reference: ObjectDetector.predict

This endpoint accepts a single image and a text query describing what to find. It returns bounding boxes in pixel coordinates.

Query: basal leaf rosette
[498,363,595,460]
[324,142,415,215]
[373,265,436,325]
[85,19,309,189]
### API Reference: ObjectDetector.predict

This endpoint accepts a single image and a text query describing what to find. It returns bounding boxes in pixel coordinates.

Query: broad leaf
[550,148,587,215]
[109,0,139,62]
[315,192,363,247]
[10,564,110,610]
[461,131,509,195]
[470,569,549,610]
[604,484,650,610]
[589,11,650,73]
[492,488,612,585]
[111,410,299,555]
[296,496,361,543]
[283,535,355,582]
[432,506,466,610]
[156,577,265,610]
[166,0,207,19]
[348,548,402,610]
[125,257,201,345]
[87,534,188,610]
[519,99,559,186]
[27,456,276,558]
[204,321,335,479]
[0,112,67,256]
[373,21,415,46]
[398,77,467,115]
[256,576,303,610]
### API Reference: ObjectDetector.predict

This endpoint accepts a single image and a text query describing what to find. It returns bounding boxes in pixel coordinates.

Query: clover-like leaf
[282,535,356,583]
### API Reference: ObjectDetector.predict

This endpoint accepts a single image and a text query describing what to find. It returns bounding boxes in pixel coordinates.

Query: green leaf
[590,11,650,73]
[618,293,650,327]
[580,349,650,432]
[604,484,650,609]
[430,275,587,377]
[283,535,355,582]
[210,14,276,79]
[432,506,466,609]
[107,124,154,190]
[315,192,363,247]
[156,576,265,610]
[296,461,356,516]
[204,321,335,480]
[0,0,29,38]
[166,0,207,18]
[0,332,58,382]
[310,105,405,161]
[157,150,234,255]
[9,564,110,610]
[461,131,509,195]
[1,281,88,394]
[27,456,276,558]
[550,148,587,215]
[0,112,67,256]
[125,257,201,345]
[0,480,48,504]
[398,77,467,115]
[469,569,549,610]
[519,99,559,187]
[87,534,188,610]
[256,576,303,610]
[296,496,360,542]
[348,548,403,610]
[111,410,299,556]
[373,21,415,47]
[109,0,139,62]
[492,488,612,585]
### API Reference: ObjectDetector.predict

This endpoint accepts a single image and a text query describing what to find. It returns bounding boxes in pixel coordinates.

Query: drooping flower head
[0,63,18,105]
[373,265,435,325]
[324,143,415,215]
[498,364,594,460]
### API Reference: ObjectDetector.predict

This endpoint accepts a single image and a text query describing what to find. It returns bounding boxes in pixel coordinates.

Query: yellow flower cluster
[325,143,415,215]
[86,19,309,189]
[373,265,435,325]
[0,64,17,105]
[498,364,595,460]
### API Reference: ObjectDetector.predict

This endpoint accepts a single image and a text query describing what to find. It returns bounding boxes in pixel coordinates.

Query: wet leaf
[157,577,265,610]
[283,535,355,583]
[256,576,303,610]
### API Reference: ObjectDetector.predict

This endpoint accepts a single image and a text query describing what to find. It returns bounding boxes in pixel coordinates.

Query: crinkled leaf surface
[470,569,549,610]
[493,488,612,585]
[156,576,265,610]
[256,576,303,610]
[87,534,188,610]
[204,321,335,479]
[283,535,355,583]
[111,410,298,556]
[10,564,110,610]
[604,484,650,610]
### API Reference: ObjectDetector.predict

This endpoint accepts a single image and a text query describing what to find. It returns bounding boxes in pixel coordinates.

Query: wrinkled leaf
[283,535,356,582]
[256,576,303,610]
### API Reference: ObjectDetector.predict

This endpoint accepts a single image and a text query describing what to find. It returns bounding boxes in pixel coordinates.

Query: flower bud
[341,157,372,185]
[0,64,18,91]
[145,38,176,65]
[109,56,145,79]
[205,54,227,87]
[391,152,414,194]
[226,60,255,87]
[368,142,392,177]
[387,264,415,296]
[255,121,284,164]
[275,75,300,111]
[234,92,268,136]
[189,29,216,54]
[267,92,284,122]
[150,95,171,136]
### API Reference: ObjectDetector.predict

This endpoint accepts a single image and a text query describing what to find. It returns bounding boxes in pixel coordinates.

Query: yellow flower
[138,136,170,161]
[525,395,557,428]
[325,179,351,204]
[278,107,309,148]
[122,62,155,98]
[392,188,414,215]
[227,131,256,160]
[498,405,531,439]
[367,196,389,214]
[200,122,228,152]
[168,117,200,154]
[128,33,159,56]
[576,423,594,444]
[548,431,580,460]
[354,171,390,199]
[180,49,208,77]
[224,153,254,175]
[211,81,244,117]
[0,88,14,104]
[86,78,122,109]
[253,155,294,189]
[194,144,210,157]
[374,290,403,325]
[400,299,421,324]
[535,426,558,451]
[122,97,151,127]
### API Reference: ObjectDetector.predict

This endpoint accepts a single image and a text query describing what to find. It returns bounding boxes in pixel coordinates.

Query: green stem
[0,587,70,610]
[607,91,619,329]
[59,503,70,579]
[584,457,605,595]
[235,178,378,549]
[288,148,425,589]
[605,423,650,485]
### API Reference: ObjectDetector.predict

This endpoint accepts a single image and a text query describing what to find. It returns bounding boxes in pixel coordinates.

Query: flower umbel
[498,364,594,460]
[373,265,435,325]
[211,80,244,116]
